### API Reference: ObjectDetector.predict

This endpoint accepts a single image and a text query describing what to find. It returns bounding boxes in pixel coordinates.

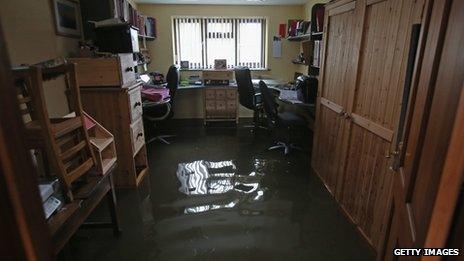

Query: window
[173,17,267,70]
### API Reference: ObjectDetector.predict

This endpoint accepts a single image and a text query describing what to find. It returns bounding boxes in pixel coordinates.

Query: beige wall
[1,0,81,117]
[138,4,303,81]
[1,1,325,119]
[138,4,304,118]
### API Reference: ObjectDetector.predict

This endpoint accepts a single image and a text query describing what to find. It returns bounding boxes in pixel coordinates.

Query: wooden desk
[47,164,120,254]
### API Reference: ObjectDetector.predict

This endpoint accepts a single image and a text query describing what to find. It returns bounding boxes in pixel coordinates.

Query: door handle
[385,150,400,158]
[338,110,351,120]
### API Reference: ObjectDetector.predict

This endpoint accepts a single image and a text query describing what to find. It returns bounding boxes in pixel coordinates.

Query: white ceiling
[135,0,308,5]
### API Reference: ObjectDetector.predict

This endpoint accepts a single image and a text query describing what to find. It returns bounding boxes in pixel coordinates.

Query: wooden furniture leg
[107,175,121,236]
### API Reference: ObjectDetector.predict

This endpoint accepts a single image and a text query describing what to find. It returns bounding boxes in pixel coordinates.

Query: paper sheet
[272,36,282,58]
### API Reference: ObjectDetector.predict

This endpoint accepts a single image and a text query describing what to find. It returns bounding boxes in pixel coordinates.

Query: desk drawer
[205,100,216,111]
[130,118,145,155]
[69,54,135,87]
[119,54,136,87]
[226,90,237,100]
[216,100,226,111]
[227,100,237,110]
[216,90,226,100]
[205,89,216,100]
[128,85,142,123]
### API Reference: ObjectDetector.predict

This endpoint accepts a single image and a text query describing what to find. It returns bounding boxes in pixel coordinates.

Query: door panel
[385,0,464,259]
[312,0,426,254]
[321,6,356,107]
[312,1,356,195]
[314,106,350,197]
[343,0,423,251]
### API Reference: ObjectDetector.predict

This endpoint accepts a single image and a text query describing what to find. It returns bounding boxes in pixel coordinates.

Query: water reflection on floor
[176,159,264,214]
[67,124,374,261]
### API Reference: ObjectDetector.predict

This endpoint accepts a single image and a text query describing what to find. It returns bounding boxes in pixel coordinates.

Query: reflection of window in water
[177,160,237,195]
[176,160,266,214]
[184,199,239,214]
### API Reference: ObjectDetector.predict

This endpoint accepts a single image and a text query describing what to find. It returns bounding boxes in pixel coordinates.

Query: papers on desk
[279,90,302,104]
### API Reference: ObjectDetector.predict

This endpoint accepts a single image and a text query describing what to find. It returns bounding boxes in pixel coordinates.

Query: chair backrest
[166,65,180,99]
[295,75,318,104]
[259,81,278,125]
[12,64,96,201]
[234,67,256,110]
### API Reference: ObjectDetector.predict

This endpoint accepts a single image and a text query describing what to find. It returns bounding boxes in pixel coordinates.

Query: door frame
[423,82,464,256]
[0,19,53,260]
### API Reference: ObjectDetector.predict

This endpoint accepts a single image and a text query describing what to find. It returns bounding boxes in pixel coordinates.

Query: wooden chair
[12,64,96,202]
[12,63,121,254]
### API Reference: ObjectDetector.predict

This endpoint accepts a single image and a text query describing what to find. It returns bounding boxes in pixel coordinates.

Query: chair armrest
[253,93,262,107]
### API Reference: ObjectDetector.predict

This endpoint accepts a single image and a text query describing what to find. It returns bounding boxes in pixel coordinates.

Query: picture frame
[214,59,227,70]
[51,0,82,38]
[180,61,189,69]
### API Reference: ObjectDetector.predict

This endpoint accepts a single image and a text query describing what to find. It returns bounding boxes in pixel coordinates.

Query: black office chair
[166,64,180,118]
[143,65,179,144]
[259,80,306,155]
[234,67,265,130]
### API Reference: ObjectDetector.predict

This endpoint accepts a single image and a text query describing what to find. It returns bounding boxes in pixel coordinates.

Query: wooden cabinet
[311,0,426,253]
[203,87,238,124]
[80,83,149,188]
[69,54,136,87]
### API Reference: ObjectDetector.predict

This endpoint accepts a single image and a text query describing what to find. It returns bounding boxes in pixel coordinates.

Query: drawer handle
[136,133,143,139]
[134,101,141,108]
[126,67,134,72]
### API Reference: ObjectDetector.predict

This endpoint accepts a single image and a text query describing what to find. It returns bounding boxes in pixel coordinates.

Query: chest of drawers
[79,83,149,187]
[203,86,238,125]
[69,54,136,88]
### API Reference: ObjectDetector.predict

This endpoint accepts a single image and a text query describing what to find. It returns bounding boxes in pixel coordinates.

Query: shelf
[48,201,81,236]
[136,62,150,66]
[286,34,311,42]
[90,137,113,151]
[102,157,117,174]
[138,34,155,41]
[292,61,310,65]
[287,32,324,42]
[311,31,323,40]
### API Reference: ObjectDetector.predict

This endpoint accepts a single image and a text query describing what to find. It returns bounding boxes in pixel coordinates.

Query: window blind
[173,17,266,70]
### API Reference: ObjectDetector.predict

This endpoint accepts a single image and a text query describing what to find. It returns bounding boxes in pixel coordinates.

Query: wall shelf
[292,61,310,65]
[286,34,311,42]
[138,34,156,41]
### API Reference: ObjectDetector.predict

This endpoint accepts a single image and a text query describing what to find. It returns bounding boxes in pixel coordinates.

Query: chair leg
[147,134,175,145]
[157,135,175,144]
[243,109,268,131]
[267,126,303,155]
[268,142,287,152]
[242,110,258,129]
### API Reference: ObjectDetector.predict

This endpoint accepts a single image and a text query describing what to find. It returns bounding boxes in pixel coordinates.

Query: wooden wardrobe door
[385,0,464,258]
[312,0,357,198]
[341,0,425,251]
